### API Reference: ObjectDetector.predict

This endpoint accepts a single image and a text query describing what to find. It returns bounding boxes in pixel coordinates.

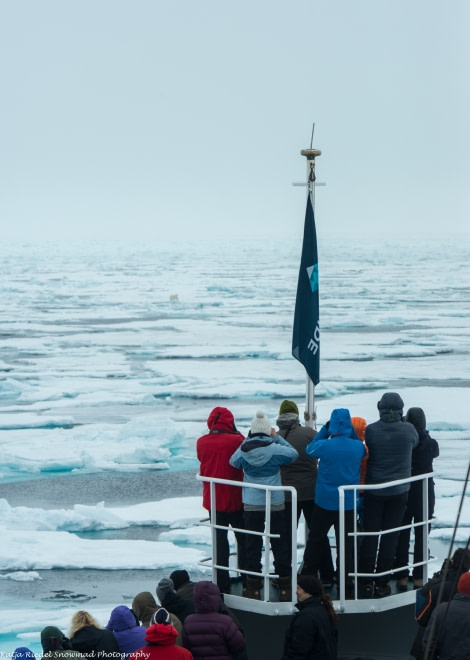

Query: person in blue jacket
[230,410,298,601]
[300,408,366,598]
[106,605,147,659]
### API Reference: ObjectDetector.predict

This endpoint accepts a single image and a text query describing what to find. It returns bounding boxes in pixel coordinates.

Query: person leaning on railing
[357,392,419,598]
[230,410,298,601]
[300,408,366,599]
[393,406,439,592]
[196,406,247,594]
[276,399,318,559]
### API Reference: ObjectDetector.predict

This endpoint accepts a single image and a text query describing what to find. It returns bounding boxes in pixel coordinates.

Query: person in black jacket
[69,611,120,659]
[410,547,470,660]
[394,407,439,591]
[358,392,418,598]
[282,574,338,660]
[422,571,470,660]
[156,577,195,623]
[417,548,470,628]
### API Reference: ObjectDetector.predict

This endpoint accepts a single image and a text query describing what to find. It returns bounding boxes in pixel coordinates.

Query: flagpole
[300,146,321,429]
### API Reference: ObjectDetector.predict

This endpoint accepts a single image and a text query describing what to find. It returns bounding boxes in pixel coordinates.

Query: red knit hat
[457,571,470,595]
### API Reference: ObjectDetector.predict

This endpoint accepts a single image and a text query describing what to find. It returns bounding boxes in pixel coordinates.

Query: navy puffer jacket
[364,392,419,495]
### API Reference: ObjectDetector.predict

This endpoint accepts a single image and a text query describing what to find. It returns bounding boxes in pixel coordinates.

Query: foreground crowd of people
[11,393,469,660]
[11,553,470,660]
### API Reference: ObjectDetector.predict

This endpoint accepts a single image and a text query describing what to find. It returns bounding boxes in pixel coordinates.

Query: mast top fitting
[300,149,322,160]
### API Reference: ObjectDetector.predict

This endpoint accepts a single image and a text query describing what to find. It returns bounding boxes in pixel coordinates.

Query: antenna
[292,122,325,191]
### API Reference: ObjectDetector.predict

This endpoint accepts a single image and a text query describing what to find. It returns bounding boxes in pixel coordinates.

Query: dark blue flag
[292,194,320,385]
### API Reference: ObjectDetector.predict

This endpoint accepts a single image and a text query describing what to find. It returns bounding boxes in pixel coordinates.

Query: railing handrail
[197,474,298,602]
[337,472,434,608]
[339,471,435,490]
[197,474,296,491]
[196,471,436,608]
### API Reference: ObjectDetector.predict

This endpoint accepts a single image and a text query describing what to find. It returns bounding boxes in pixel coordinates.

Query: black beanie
[169,569,190,590]
[151,607,172,625]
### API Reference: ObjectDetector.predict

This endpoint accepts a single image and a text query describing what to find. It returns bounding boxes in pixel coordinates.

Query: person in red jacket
[128,608,193,660]
[196,407,246,593]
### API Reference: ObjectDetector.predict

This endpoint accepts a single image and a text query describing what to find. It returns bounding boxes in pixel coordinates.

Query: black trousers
[244,508,291,578]
[302,504,355,584]
[394,481,435,580]
[358,492,408,586]
[284,498,316,564]
[212,509,247,591]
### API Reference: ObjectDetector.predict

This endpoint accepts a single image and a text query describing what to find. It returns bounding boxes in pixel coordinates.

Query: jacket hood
[207,407,236,433]
[131,591,158,624]
[240,436,278,466]
[40,627,66,652]
[405,407,426,432]
[193,580,222,613]
[351,416,367,441]
[276,413,300,429]
[106,605,138,632]
[329,408,354,437]
[13,648,35,660]
[377,392,404,422]
[145,623,178,647]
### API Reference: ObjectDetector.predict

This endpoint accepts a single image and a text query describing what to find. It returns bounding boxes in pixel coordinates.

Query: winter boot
[243,576,261,600]
[396,576,409,592]
[278,576,292,602]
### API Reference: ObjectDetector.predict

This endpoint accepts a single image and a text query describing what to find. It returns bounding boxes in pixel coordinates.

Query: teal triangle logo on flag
[307,263,319,292]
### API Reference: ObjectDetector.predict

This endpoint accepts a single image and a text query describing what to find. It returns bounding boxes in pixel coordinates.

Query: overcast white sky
[1,1,469,242]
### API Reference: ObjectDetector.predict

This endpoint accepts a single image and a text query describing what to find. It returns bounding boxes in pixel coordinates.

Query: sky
[1,0,469,242]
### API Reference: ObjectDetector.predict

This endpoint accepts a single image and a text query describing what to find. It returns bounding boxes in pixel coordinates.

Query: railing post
[291,489,298,603]
[338,487,346,608]
[209,479,218,586]
[422,474,429,584]
[264,487,272,598]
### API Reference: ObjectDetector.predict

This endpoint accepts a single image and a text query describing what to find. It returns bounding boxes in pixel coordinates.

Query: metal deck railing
[196,472,437,615]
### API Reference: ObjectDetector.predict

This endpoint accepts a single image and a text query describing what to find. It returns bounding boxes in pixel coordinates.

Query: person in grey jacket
[358,392,418,598]
[422,571,470,660]
[230,410,298,600]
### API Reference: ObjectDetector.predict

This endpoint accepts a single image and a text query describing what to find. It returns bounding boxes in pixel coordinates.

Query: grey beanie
[156,577,175,604]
